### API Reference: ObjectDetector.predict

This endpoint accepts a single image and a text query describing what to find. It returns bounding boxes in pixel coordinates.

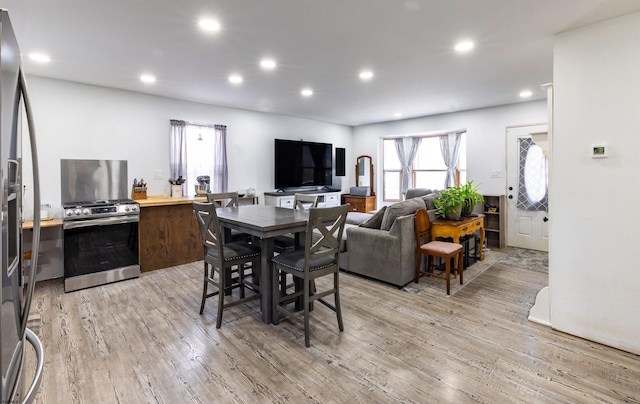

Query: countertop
[22,218,64,229]
[136,195,206,207]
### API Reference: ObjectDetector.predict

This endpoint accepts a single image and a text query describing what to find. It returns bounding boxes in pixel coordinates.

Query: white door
[506,124,549,251]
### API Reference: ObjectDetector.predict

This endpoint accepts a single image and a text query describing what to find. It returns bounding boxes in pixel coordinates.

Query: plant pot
[461,201,474,217]
[445,205,462,220]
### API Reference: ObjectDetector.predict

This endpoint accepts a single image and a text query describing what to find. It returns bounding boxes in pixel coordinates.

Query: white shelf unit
[264,191,340,209]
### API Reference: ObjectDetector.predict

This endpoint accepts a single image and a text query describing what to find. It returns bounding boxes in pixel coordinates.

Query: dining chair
[206,192,252,242]
[273,194,320,293]
[273,193,319,253]
[193,201,261,328]
[206,191,238,208]
[271,204,349,347]
[414,208,464,295]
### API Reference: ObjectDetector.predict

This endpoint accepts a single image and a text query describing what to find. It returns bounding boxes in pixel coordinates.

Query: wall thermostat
[591,144,608,158]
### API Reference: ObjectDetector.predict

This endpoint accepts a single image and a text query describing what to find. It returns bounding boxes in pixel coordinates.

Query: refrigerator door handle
[22,328,44,404]
[18,65,44,404]
[18,66,41,337]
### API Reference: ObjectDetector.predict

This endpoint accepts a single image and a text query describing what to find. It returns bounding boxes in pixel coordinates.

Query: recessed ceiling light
[140,74,156,83]
[199,18,221,33]
[301,88,313,97]
[29,53,50,63]
[394,112,402,118]
[520,90,533,98]
[229,74,243,84]
[359,70,374,80]
[454,41,474,53]
[260,58,276,70]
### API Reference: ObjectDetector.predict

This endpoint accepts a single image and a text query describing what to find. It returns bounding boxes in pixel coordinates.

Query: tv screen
[275,139,333,189]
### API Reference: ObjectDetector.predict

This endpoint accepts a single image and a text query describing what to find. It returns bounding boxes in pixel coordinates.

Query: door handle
[508,195,513,199]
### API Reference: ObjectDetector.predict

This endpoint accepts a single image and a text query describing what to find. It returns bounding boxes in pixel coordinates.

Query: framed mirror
[355,155,374,195]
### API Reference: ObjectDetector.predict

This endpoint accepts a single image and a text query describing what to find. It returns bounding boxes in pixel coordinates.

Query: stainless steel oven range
[62,199,140,292]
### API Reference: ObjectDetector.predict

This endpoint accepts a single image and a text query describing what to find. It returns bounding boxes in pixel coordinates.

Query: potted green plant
[459,181,484,216]
[434,187,464,220]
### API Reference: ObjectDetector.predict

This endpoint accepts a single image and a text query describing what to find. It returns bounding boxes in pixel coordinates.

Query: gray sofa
[339,188,439,287]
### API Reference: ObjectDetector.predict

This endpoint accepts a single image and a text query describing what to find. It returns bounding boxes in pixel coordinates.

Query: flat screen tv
[274,139,333,189]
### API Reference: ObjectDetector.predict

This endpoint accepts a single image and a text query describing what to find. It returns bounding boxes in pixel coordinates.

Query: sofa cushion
[359,206,387,229]
[380,198,426,231]
[405,188,433,199]
[346,212,373,225]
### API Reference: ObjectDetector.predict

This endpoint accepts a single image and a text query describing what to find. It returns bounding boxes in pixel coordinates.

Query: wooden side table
[431,214,485,261]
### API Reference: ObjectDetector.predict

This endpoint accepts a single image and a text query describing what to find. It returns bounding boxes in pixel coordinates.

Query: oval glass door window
[524,144,547,203]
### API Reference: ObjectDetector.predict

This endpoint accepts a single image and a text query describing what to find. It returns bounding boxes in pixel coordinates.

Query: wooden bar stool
[414,209,464,295]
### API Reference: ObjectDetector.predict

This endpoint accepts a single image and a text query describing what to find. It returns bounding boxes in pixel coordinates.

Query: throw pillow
[380,198,425,231]
[359,206,387,229]
[421,193,438,210]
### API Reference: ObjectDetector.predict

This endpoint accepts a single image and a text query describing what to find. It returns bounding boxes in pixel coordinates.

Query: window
[517,137,548,211]
[413,136,447,193]
[382,139,402,200]
[185,126,217,195]
[382,133,467,202]
[169,120,227,196]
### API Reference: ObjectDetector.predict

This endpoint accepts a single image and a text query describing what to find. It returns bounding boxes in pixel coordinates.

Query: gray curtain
[395,137,422,196]
[169,119,187,196]
[439,131,462,188]
[212,124,228,193]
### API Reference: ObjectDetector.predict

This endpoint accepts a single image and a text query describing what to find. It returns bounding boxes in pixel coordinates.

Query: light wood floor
[23,261,640,403]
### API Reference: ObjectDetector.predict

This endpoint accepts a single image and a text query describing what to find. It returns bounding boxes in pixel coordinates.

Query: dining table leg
[260,237,274,324]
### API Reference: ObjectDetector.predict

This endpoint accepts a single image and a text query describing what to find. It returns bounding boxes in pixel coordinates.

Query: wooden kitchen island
[137,196,207,272]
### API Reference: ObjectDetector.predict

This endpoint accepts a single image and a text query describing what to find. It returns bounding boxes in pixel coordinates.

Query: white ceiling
[4,0,640,126]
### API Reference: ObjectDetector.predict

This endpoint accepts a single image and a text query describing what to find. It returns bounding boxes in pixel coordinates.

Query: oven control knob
[125,206,130,212]
[82,208,90,215]
[131,205,138,211]
[74,209,81,216]
[65,209,73,216]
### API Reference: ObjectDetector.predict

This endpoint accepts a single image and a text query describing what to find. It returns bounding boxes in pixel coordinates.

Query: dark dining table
[215,204,309,324]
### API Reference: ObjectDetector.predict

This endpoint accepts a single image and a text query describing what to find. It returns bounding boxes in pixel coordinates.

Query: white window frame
[381,133,466,202]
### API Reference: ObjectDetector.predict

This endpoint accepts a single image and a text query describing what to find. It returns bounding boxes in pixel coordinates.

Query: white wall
[352,100,547,204]
[21,76,352,219]
[552,12,640,355]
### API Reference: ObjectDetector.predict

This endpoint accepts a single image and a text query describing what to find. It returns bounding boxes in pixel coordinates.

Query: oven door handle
[64,215,139,229]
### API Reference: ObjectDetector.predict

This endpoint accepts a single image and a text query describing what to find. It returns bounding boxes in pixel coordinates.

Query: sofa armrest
[345,222,416,287]
[388,214,415,238]
[347,225,400,249]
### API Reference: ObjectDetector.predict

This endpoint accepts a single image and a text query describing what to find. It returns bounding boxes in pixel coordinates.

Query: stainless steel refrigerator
[0,9,44,404]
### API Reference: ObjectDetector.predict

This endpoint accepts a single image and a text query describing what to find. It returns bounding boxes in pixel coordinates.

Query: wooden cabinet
[482,195,506,248]
[342,194,376,213]
[139,203,203,272]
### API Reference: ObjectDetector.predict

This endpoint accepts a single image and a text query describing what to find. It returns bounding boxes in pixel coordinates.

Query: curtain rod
[170,119,226,129]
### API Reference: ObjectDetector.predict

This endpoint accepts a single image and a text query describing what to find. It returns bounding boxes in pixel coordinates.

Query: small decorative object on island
[131,178,147,200]
[195,175,210,195]
[459,181,484,217]
[168,176,185,197]
[246,187,256,197]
